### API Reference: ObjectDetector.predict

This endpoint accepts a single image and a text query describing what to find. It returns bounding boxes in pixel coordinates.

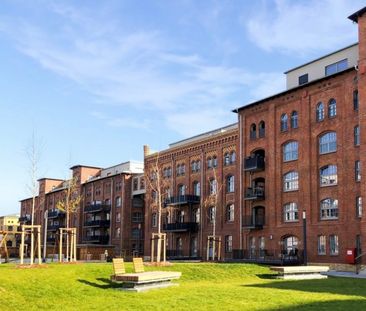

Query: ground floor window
[317,235,326,255]
[329,235,339,255]
[225,235,233,253]
[282,236,298,256]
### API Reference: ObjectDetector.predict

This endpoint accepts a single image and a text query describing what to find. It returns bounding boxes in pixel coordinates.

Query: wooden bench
[111,258,181,292]
[270,266,329,280]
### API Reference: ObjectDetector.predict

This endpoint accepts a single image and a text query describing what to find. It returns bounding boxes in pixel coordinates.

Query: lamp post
[302,211,307,266]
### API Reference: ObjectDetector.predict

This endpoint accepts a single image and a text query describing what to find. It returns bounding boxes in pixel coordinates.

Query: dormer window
[325,59,348,76]
[298,73,308,85]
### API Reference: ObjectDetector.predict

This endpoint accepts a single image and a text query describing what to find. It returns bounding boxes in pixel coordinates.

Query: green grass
[1,262,366,310]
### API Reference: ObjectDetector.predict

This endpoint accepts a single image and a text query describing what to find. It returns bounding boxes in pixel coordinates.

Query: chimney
[349,7,366,68]
[143,145,150,157]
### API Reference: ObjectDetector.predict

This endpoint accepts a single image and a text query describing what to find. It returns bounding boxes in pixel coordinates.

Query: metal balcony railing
[163,222,199,232]
[244,187,265,200]
[84,204,111,213]
[164,195,200,206]
[84,219,110,227]
[242,215,265,229]
[48,210,65,219]
[244,155,265,172]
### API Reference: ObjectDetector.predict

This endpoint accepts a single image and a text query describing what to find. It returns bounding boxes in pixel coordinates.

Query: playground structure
[206,235,221,261]
[58,228,77,262]
[151,233,166,263]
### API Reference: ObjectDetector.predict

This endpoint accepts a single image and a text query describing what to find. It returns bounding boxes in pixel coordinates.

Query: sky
[0,0,364,215]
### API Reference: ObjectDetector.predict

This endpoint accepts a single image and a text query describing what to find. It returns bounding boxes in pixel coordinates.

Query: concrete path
[326,270,366,279]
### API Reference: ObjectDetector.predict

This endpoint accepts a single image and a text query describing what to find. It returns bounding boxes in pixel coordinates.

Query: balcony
[47,237,56,243]
[244,187,265,200]
[84,219,110,227]
[19,215,31,224]
[244,155,265,172]
[163,222,199,233]
[164,195,200,207]
[242,215,264,229]
[48,210,65,219]
[84,235,109,244]
[84,204,111,213]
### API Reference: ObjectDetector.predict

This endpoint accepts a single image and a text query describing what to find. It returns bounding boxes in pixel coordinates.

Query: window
[354,126,360,146]
[291,111,298,129]
[316,102,325,121]
[132,228,141,239]
[193,181,200,196]
[298,73,308,85]
[320,198,338,219]
[230,151,236,164]
[284,202,298,222]
[250,124,256,140]
[178,184,185,196]
[319,132,337,154]
[212,156,218,168]
[325,59,348,76]
[152,213,157,227]
[354,90,359,111]
[318,235,326,255]
[283,141,298,162]
[115,196,121,208]
[225,235,233,253]
[356,196,362,218]
[209,179,217,195]
[191,161,200,173]
[209,206,216,223]
[259,121,265,138]
[140,177,145,189]
[115,182,122,191]
[224,153,230,166]
[329,235,339,255]
[116,212,121,222]
[280,114,288,132]
[283,171,299,191]
[133,178,138,191]
[320,165,337,186]
[355,160,361,181]
[163,167,172,178]
[132,212,143,222]
[207,157,212,169]
[193,208,200,223]
[116,228,120,238]
[151,190,157,202]
[226,204,234,222]
[328,99,337,118]
[176,164,186,176]
[226,175,235,193]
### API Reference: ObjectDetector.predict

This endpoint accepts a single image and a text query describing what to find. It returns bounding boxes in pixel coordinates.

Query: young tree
[145,154,171,263]
[56,176,81,262]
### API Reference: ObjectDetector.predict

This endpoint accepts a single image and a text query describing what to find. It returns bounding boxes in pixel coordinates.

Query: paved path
[326,270,366,279]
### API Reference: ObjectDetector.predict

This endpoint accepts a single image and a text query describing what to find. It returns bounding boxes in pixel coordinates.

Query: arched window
[191,161,197,172]
[282,236,299,255]
[316,102,324,121]
[226,204,234,222]
[319,132,337,154]
[209,179,217,195]
[212,156,218,168]
[230,151,236,163]
[355,125,360,146]
[196,160,201,171]
[284,202,298,222]
[354,90,359,111]
[283,171,299,191]
[328,98,337,118]
[226,175,235,193]
[320,198,338,219]
[283,141,298,162]
[193,208,200,223]
[193,181,200,196]
[224,153,230,166]
[207,157,212,169]
[178,184,185,196]
[152,213,157,227]
[259,121,265,138]
[280,114,288,132]
[250,123,256,140]
[320,165,337,186]
[115,196,122,207]
[291,111,298,129]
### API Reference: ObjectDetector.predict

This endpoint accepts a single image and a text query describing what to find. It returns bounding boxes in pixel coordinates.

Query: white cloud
[245,0,363,55]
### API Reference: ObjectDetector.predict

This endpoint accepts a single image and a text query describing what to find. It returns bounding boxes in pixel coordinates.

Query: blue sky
[0,0,363,215]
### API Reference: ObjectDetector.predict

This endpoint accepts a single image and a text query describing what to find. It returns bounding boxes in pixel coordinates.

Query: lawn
[1,262,366,310]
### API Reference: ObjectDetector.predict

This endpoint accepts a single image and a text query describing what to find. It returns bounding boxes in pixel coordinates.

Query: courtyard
[1,262,366,310]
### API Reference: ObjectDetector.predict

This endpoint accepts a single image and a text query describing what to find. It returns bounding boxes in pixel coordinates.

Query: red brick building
[19,161,145,259]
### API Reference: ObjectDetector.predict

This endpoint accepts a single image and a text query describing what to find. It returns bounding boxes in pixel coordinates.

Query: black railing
[19,216,31,223]
[84,235,109,244]
[242,215,264,229]
[232,249,303,265]
[48,224,62,231]
[47,237,56,243]
[84,204,111,213]
[48,210,65,219]
[244,155,265,171]
[163,222,199,232]
[164,195,200,206]
[244,187,265,200]
[84,220,110,227]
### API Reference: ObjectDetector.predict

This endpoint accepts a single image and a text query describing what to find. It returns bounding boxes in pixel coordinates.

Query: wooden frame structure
[151,233,166,263]
[206,235,221,261]
[0,230,19,263]
[19,225,42,265]
[59,228,77,262]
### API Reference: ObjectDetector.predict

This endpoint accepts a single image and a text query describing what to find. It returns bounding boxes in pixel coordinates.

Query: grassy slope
[1,262,366,311]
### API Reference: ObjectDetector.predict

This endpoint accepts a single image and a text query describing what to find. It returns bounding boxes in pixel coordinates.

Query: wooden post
[70,231,73,262]
[37,226,42,265]
[163,234,166,263]
[206,238,209,261]
[20,226,25,265]
[218,237,221,261]
[151,236,155,263]
[59,229,63,263]
[73,229,77,262]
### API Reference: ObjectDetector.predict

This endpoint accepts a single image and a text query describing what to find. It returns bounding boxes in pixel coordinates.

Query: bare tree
[145,153,171,263]
[202,166,223,261]
[56,176,81,262]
